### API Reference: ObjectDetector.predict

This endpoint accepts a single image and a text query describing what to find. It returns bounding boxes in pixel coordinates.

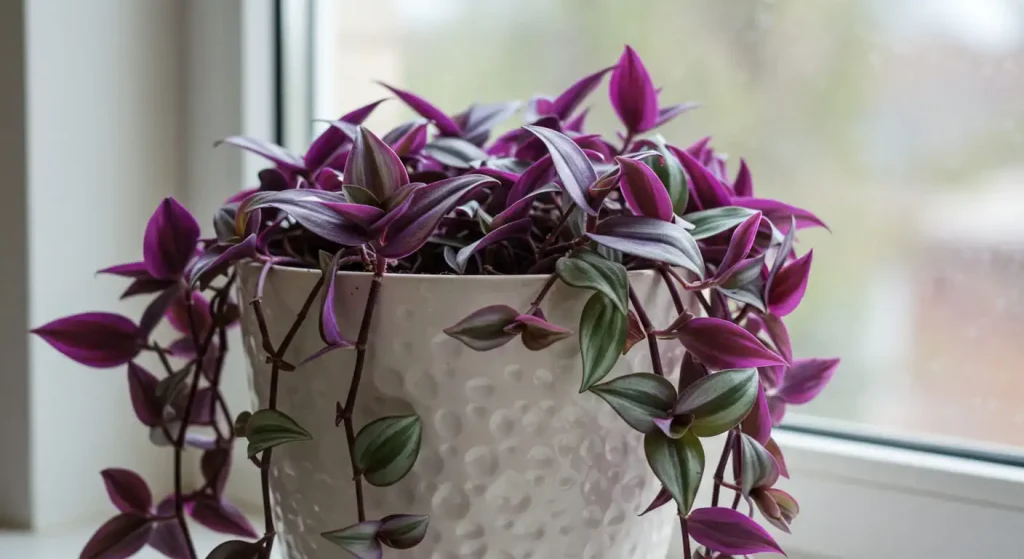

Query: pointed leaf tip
[32,312,140,368]
[687,507,785,556]
[610,45,659,134]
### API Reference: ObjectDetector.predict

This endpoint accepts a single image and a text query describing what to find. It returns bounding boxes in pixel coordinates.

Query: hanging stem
[628,285,665,378]
[681,516,693,559]
[526,273,559,315]
[658,266,685,313]
[731,432,744,510]
[250,273,326,556]
[710,430,735,508]
[339,255,387,522]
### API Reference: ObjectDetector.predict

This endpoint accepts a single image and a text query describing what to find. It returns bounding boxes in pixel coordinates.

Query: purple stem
[628,285,665,378]
[339,255,387,522]
[681,516,693,559]
[526,273,559,315]
[710,430,735,508]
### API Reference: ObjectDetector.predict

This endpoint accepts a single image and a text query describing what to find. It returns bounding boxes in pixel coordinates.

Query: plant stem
[731,431,744,510]
[539,208,575,253]
[340,256,386,522]
[680,516,693,559]
[251,273,326,556]
[658,266,685,313]
[710,431,735,508]
[694,291,713,316]
[733,303,753,325]
[628,285,665,377]
[526,273,559,315]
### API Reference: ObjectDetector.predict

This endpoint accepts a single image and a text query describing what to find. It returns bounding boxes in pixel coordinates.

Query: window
[283,0,1024,556]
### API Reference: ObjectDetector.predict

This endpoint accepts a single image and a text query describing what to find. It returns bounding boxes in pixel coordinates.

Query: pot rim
[239,259,663,283]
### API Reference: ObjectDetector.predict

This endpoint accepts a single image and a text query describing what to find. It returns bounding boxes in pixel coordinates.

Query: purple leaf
[137,285,180,341]
[187,496,259,539]
[553,66,613,120]
[778,357,840,404]
[242,190,368,246]
[201,448,232,497]
[305,99,388,169]
[588,216,704,277]
[623,310,646,355]
[148,500,190,559]
[186,235,259,289]
[369,183,418,244]
[714,212,762,280]
[389,121,429,156]
[143,197,201,280]
[453,218,532,274]
[753,487,799,534]
[741,381,773,445]
[344,126,409,202]
[765,437,789,478]
[506,154,554,205]
[616,156,673,221]
[443,305,520,351]
[321,521,383,559]
[323,202,386,230]
[653,102,699,129]
[460,102,521,145]
[666,317,786,371]
[100,469,152,514]
[378,82,462,136]
[80,513,152,559]
[733,159,753,197]
[206,540,264,559]
[165,290,212,336]
[214,136,306,173]
[522,125,598,215]
[675,148,732,211]
[127,363,162,427]
[677,351,708,392]
[767,394,787,426]
[687,507,784,556]
[120,278,176,301]
[732,196,829,232]
[759,313,793,363]
[640,486,673,516]
[32,312,140,368]
[609,45,659,134]
[564,107,590,132]
[491,184,560,229]
[767,250,813,317]
[302,250,354,365]
[375,174,497,258]
[511,313,574,351]
[97,262,151,279]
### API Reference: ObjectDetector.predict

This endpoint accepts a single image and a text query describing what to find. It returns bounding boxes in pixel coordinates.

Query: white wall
[26,0,186,528]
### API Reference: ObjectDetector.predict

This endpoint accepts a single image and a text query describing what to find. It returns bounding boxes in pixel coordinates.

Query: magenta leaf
[207,540,264,559]
[653,102,699,129]
[137,285,180,341]
[97,262,151,279]
[245,189,369,244]
[616,156,673,221]
[765,437,789,479]
[165,290,212,337]
[390,121,429,156]
[127,363,162,427]
[667,317,786,371]
[511,313,574,351]
[552,66,613,120]
[492,184,560,229]
[767,250,813,317]
[322,520,383,559]
[378,82,461,137]
[186,235,259,289]
[459,102,521,145]
[422,136,490,169]
[32,312,140,368]
[506,154,554,205]
[215,135,306,172]
[760,313,793,363]
[323,202,386,230]
[714,212,762,280]
[344,126,409,202]
[639,486,673,516]
[377,514,430,550]
[588,216,704,277]
[121,277,178,301]
[732,196,829,232]
[81,513,152,559]
[302,250,354,365]
[201,448,232,497]
[522,125,598,215]
[564,107,590,132]
[148,496,190,559]
[187,496,259,538]
[733,159,753,197]
[100,468,152,514]
[741,381,773,445]
[453,218,532,274]
[143,197,200,280]
[305,98,387,170]
[675,147,732,210]
[375,174,497,258]
[609,45,659,134]
[778,357,840,404]
[687,507,784,556]
[443,304,520,351]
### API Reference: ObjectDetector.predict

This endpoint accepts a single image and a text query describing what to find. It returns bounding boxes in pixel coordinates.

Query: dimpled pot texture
[238,263,681,559]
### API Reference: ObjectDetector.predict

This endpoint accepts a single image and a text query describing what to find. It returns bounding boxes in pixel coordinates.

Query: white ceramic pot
[237,264,684,559]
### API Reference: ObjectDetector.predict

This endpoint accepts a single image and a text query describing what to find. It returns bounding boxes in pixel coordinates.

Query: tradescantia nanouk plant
[33,45,839,559]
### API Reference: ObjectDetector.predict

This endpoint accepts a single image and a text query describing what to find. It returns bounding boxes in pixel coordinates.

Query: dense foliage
[33,45,837,559]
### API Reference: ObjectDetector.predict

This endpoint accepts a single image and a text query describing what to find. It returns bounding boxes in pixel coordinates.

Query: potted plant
[33,45,838,559]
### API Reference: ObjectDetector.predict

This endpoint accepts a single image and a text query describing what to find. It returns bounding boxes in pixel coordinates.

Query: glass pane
[311,0,1024,453]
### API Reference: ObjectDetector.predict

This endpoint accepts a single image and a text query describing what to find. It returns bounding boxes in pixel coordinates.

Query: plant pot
[237,263,684,559]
